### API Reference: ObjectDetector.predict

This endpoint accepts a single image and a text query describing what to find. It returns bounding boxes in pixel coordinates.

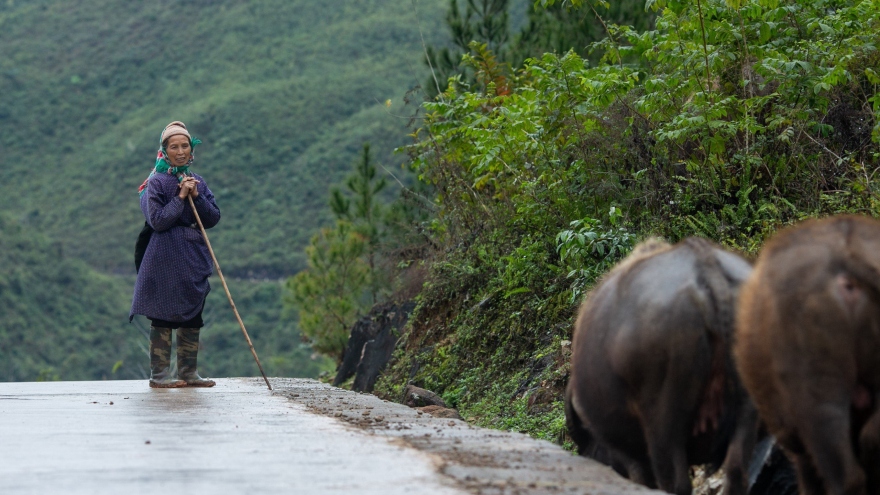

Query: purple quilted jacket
[130,171,220,323]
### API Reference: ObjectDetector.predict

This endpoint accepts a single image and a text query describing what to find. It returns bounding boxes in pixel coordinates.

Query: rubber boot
[177,328,216,387]
[149,326,186,388]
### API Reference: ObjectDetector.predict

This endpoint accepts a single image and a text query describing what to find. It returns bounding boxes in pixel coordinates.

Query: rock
[526,387,556,409]
[333,301,415,392]
[352,326,397,392]
[333,325,371,387]
[403,385,446,408]
[416,405,462,419]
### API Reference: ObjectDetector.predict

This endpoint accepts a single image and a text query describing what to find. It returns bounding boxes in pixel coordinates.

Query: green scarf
[138,137,202,196]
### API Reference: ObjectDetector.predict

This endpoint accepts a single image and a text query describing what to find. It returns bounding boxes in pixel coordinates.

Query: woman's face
[164,135,192,167]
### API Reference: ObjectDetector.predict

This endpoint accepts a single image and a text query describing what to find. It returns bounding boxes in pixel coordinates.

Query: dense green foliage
[425,0,653,97]
[375,0,880,444]
[0,0,445,381]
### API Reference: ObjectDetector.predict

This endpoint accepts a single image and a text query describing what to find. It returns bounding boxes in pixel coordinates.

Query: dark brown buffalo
[735,215,880,495]
[566,237,757,495]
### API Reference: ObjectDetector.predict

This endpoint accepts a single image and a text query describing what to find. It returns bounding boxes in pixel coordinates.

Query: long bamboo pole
[188,196,272,390]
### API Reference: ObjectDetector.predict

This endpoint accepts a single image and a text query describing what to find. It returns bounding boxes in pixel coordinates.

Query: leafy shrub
[555,206,636,302]
[378,0,880,445]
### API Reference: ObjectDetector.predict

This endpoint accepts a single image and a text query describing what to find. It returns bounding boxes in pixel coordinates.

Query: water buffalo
[566,237,757,495]
[735,215,880,495]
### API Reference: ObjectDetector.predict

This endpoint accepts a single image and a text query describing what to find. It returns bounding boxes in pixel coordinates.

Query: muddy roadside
[272,378,661,495]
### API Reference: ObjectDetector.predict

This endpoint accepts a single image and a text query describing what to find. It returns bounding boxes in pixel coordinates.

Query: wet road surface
[0,378,660,495]
[0,378,464,494]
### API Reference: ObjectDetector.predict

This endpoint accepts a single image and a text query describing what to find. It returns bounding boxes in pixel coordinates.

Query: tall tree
[330,143,388,305]
[284,221,369,362]
[424,0,511,98]
[286,144,389,362]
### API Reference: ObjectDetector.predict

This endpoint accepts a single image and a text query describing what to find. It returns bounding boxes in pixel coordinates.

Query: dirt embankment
[274,378,660,495]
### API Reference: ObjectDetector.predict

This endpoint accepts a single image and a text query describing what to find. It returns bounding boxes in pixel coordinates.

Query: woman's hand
[178,177,200,199]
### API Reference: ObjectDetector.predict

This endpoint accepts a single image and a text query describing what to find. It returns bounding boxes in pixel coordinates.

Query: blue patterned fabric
[130,171,221,323]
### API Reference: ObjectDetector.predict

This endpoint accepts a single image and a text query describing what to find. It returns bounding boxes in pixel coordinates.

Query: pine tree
[330,143,388,305]
[286,144,389,361]
[284,221,369,362]
[424,0,511,98]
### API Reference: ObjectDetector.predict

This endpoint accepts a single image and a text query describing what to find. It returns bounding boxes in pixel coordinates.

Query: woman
[130,121,221,388]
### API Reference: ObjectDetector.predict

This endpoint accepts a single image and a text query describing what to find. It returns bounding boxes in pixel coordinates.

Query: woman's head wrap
[160,121,192,145]
[138,121,202,196]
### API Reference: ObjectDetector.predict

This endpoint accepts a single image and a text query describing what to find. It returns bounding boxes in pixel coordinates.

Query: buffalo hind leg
[644,408,692,495]
[721,402,759,495]
[625,458,656,489]
[646,433,690,494]
[607,447,655,489]
[799,404,866,495]
[859,402,880,495]
[791,452,827,495]
[564,388,630,476]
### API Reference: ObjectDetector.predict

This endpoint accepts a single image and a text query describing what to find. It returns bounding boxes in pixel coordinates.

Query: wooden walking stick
[187,196,272,390]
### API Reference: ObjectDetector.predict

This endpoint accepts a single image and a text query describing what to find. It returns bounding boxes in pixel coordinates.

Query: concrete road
[0,378,660,495]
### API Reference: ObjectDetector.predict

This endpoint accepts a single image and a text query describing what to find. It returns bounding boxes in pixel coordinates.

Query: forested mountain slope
[0,214,136,381]
[0,0,446,380]
[0,213,331,381]
[0,0,445,278]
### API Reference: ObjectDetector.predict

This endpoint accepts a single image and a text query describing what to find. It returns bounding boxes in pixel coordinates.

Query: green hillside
[0,213,331,381]
[0,0,445,277]
[0,213,136,381]
[0,0,447,380]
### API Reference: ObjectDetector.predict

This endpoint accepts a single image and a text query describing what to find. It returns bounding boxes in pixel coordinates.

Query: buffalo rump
[566,237,757,495]
[735,215,880,495]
